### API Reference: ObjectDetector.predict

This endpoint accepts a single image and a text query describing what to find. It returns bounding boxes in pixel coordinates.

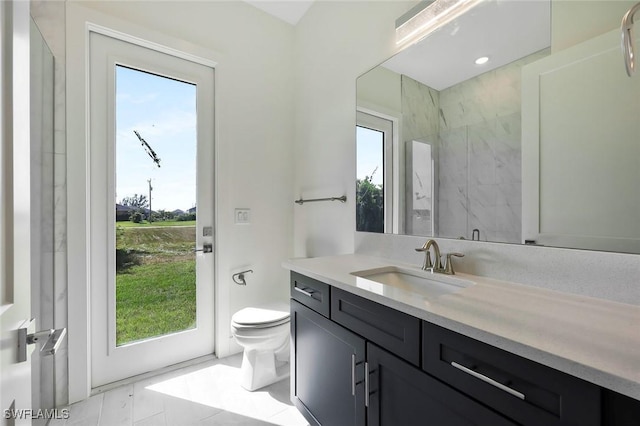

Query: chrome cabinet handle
[351,354,356,396]
[451,361,525,400]
[293,286,314,297]
[364,362,370,407]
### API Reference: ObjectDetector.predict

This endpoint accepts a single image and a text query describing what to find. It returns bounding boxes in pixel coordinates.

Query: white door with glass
[89,32,215,387]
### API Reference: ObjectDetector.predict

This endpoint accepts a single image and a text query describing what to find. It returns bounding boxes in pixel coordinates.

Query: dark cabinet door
[366,343,517,426]
[602,390,640,426]
[291,300,366,426]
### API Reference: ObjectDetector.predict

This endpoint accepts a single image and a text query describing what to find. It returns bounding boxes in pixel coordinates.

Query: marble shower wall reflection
[402,49,548,243]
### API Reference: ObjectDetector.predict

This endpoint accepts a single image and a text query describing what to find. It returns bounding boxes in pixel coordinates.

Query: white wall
[551,0,637,52]
[65,0,294,402]
[293,1,415,258]
[356,65,402,114]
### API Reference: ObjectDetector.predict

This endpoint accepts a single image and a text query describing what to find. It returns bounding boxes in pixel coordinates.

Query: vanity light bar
[396,0,483,46]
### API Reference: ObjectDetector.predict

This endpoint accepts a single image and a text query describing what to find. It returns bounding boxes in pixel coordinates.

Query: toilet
[231,302,290,391]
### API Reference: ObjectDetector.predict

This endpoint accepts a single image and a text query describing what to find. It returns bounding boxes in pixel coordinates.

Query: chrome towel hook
[622,2,640,76]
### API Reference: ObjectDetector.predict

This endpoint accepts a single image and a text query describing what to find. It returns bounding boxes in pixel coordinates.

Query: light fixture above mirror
[396,0,483,46]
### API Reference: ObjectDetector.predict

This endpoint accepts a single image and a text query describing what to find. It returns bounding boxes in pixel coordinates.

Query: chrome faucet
[415,239,442,272]
[415,239,464,275]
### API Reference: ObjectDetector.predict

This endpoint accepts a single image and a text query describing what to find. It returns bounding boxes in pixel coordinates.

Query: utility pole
[147,179,153,223]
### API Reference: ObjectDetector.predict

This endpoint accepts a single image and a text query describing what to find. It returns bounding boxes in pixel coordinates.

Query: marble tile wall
[31,0,68,408]
[436,49,549,243]
[401,75,439,142]
[437,113,522,242]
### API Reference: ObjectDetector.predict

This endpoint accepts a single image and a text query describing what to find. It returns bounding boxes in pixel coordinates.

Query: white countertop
[283,254,640,400]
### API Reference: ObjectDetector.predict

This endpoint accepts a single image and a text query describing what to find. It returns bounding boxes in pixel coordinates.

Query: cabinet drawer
[422,322,601,426]
[368,343,517,426]
[291,272,330,317]
[332,287,420,366]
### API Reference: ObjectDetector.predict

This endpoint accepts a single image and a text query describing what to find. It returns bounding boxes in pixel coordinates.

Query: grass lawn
[116,260,196,345]
[116,224,197,345]
[116,220,196,228]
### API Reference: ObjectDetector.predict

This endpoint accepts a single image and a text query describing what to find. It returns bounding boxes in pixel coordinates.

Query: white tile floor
[48,354,309,426]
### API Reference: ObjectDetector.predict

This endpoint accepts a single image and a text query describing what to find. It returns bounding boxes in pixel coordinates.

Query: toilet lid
[232,303,290,327]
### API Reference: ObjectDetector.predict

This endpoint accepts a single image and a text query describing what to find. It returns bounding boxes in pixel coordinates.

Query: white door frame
[66,6,220,403]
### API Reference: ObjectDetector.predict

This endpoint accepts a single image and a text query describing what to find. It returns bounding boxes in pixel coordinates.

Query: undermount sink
[351,266,474,298]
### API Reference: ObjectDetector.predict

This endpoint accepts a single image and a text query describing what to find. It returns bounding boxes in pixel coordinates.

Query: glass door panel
[114,65,198,346]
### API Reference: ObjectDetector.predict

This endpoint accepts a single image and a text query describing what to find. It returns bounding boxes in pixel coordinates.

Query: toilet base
[240,342,290,391]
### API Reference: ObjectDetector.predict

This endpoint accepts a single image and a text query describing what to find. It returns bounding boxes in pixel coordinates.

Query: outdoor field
[115,220,197,345]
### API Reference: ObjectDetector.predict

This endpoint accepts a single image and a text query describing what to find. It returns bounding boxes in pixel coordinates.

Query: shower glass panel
[115,65,198,346]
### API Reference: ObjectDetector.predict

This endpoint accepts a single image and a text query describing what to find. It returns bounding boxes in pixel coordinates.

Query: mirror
[356,0,640,254]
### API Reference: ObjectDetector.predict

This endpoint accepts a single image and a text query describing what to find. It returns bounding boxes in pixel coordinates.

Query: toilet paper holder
[232,269,253,285]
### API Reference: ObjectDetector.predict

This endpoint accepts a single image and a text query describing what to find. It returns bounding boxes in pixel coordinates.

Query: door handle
[193,243,213,253]
[17,319,67,363]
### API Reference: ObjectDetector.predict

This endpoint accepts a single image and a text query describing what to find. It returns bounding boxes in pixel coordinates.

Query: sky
[116,65,197,212]
[356,126,384,186]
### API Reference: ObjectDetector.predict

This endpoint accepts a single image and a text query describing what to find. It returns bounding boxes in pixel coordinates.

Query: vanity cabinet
[290,299,365,426]
[291,275,514,426]
[290,272,640,426]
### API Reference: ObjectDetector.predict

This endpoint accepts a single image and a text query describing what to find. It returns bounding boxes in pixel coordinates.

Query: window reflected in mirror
[356,111,394,233]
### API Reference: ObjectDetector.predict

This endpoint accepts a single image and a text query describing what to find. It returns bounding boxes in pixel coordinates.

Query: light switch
[235,208,251,224]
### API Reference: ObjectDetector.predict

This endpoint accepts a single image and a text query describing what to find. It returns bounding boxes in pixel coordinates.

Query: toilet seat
[231,303,290,329]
